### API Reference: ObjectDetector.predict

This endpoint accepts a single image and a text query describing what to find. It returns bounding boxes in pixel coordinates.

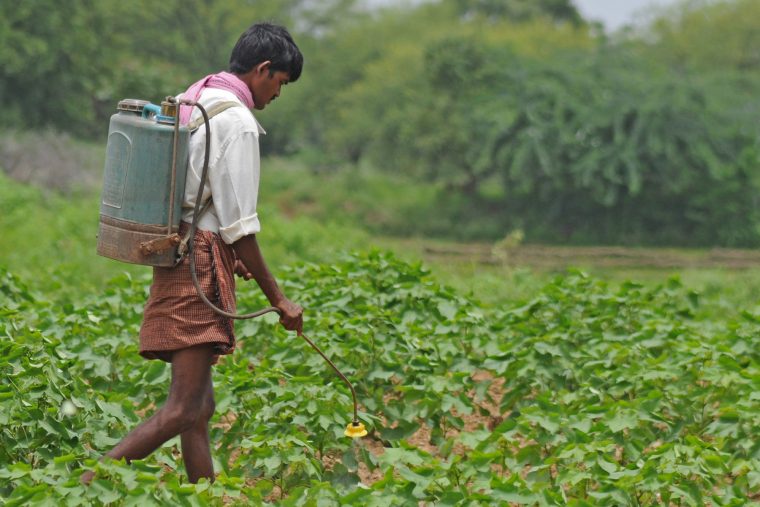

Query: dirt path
[421,244,760,269]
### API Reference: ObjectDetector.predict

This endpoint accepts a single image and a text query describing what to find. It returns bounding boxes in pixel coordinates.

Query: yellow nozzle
[345,421,368,438]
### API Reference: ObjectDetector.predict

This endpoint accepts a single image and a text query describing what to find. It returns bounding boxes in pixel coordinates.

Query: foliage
[0,0,349,139]
[0,172,367,297]
[0,1,118,138]
[636,0,760,73]
[443,0,583,24]
[2,0,760,246]
[264,0,760,246]
[469,48,760,246]
[1,250,759,505]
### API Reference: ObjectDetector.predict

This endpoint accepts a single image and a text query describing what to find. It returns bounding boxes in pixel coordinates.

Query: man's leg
[180,375,215,482]
[81,344,216,483]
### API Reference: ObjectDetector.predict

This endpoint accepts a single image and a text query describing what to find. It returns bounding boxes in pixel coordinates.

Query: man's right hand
[276,298,303,334]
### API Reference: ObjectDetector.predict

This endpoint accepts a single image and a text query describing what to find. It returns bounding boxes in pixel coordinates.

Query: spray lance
[170,97,367,439]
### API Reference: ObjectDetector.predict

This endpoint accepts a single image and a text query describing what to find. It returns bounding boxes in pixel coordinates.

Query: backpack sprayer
[97,96,367,438]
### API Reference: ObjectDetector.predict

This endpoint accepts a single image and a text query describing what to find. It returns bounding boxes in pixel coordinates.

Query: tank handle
[141,103,161,119]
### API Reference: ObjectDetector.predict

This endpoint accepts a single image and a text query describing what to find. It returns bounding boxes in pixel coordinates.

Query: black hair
[229,23,303,82]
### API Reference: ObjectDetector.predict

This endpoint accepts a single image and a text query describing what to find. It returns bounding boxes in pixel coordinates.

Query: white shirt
[180,88,266,244]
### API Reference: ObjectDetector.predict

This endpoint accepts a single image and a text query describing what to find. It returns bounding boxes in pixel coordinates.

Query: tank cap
[117,99,150,113]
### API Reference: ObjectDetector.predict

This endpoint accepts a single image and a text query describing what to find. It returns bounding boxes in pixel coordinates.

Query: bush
[0,130,103,193]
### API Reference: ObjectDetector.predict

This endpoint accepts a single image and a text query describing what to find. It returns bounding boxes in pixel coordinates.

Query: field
[4,0,760,502]
[1,170,760,505]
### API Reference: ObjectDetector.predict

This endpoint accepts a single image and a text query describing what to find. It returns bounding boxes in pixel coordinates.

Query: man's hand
[276,298,303,334]
[234,260,253,280]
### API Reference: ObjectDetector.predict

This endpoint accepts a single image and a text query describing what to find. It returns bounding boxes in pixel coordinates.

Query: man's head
[230,23,303,110]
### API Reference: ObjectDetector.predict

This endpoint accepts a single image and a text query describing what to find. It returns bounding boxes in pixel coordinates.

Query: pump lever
[140,234,181,256]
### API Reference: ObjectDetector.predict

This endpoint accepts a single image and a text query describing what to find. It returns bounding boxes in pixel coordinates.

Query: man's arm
[232,234,303,333]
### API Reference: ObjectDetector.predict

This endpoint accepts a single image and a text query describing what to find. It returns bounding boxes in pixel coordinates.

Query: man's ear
[255,60,272,76]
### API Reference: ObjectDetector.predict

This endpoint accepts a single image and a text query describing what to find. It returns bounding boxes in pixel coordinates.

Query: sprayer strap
[175,100,244,264]
[186,101,242,132]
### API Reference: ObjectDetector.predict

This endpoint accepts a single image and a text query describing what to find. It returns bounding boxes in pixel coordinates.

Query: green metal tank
[96,98,190,267]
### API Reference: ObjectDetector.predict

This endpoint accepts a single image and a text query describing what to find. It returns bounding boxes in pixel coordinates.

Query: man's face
[251,69,290,110]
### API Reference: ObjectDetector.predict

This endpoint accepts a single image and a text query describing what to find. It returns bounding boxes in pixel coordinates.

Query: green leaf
[342,448,358,471]
[437,301,457,320]
[606,410,638,433]
[53,453,78,464]
[380,421,420,441]
[380,447,427,467]
[263,456,282,471]
[597,456,618,474]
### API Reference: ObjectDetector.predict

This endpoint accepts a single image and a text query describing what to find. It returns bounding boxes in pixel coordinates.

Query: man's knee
[163,402,204,433]
[199,394,215,423]
[164,392,214,431]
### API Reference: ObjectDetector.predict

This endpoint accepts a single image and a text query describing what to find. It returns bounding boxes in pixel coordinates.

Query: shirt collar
[252,114,266,135]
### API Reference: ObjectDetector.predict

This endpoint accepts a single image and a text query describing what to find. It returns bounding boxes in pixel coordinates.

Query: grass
[261,157,441,235]
[432,259,760,320]
[3,159,760,319]
[0,176,143,297]
[376,234,760,319]
[0,170,368,299]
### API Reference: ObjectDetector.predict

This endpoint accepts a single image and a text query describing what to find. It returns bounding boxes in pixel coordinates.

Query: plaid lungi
[139,222,236,362]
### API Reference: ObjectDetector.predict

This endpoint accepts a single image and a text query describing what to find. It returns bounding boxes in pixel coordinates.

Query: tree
[0,0,120,137]
[446,0,583,24]
[637,0,760,73]
[0,0,343,138]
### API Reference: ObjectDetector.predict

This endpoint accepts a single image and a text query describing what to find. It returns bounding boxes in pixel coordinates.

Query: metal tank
[96,98,190,267]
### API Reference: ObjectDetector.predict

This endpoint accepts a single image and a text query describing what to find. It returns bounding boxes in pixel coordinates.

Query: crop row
[1,253,758,505]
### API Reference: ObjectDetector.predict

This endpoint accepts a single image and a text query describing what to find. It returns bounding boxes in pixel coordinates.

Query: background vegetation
[2,1,760,505]
[2,0,759,245]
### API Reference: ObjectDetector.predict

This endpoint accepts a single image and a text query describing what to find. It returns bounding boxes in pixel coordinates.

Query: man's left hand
[234,260,253,280]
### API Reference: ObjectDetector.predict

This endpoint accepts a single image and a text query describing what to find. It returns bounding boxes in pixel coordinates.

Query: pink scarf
[178,71,254,125]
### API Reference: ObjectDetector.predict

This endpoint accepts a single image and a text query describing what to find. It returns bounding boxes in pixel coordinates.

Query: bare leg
[180,377,215,482]
[81,344,216,484]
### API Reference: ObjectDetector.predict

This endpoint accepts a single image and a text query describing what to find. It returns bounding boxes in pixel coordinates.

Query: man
[83,22,304,485]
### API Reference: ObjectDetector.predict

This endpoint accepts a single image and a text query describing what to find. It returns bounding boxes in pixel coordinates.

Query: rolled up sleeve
[209,130,262,244]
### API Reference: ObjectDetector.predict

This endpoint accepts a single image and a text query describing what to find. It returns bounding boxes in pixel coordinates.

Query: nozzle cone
[345,421,368,438]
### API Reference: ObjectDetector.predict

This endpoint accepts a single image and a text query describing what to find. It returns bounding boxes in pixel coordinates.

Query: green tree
[0,0,342,138]
[446,0,582,24]
[0,0,120,137]
[641,0,760,73]
[486,49,760,245]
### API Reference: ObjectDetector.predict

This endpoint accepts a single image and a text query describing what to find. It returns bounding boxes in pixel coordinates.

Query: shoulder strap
[180,100,243,244]
[186,100,243,132]
[175,102,242,263]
